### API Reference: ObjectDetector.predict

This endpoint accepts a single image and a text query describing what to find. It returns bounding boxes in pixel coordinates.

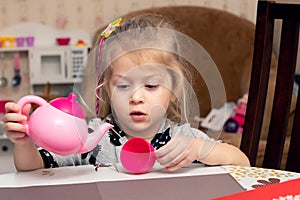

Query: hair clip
[100,17,123,38]
[96,17,122,115]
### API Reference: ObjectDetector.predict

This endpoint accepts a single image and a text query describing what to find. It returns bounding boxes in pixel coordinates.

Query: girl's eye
[117,84,130,89]
[145,84,159,89]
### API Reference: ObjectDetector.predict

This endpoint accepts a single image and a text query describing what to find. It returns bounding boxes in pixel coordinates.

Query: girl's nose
[130,87,144,104]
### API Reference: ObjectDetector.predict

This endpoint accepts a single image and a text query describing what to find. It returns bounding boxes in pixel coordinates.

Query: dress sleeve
[39,148,90,168]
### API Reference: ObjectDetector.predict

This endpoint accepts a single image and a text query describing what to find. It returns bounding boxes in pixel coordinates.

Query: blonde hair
[93,14,192,124]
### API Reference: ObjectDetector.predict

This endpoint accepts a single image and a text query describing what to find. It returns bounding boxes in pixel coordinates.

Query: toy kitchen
[0,22,91,174]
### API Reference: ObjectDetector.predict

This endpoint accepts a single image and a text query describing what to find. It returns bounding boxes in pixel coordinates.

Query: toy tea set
[17,93,156,173]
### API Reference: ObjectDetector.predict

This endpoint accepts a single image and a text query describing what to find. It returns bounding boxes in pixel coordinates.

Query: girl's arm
[195,139,250,166]
[13,141,44,171]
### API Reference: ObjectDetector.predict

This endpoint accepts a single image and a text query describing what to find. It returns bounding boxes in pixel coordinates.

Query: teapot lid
[49,93,85,119]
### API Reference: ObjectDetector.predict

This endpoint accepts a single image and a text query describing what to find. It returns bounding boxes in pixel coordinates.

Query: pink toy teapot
[17,93,113,156]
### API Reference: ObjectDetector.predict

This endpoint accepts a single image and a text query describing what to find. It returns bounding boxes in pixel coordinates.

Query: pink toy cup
[26,36,35,47]
[16,37,25,47]
[120,138,155,174]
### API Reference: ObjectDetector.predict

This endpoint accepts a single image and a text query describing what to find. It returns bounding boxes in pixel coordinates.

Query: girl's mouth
[130,111,146,121]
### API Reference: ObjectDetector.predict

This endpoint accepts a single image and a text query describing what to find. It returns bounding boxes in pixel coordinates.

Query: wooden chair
[240,0,300,172]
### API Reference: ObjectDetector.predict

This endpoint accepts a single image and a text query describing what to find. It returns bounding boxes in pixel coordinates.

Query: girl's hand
[3,102,32,144]
[155,135,250,169]
[155,136,203,171]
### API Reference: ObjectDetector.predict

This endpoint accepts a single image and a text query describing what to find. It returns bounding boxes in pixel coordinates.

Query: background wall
[0,0,258,36]
[0,0,259,101]
[0,0,298,102]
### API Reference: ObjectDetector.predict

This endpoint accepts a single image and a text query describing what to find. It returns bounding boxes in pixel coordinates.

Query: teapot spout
[77,122,113,154]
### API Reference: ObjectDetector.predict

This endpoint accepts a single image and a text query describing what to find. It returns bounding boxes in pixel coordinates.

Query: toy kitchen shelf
[0,47,31,52]
[0,22,91,94]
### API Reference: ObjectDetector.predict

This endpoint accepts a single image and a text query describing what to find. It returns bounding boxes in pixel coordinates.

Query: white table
[0,164,299,200]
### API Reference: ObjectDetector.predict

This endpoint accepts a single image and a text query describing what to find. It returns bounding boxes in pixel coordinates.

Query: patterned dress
[39,116,217,168]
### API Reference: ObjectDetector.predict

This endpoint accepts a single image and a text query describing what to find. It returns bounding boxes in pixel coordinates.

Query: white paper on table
[0,163,228,188]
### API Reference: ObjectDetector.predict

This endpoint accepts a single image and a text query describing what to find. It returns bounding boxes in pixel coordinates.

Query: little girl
[3,14,250,172]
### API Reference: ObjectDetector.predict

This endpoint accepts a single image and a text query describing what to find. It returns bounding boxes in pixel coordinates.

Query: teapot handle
[17,95,48,135]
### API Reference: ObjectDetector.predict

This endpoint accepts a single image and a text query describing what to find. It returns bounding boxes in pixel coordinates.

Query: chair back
[240,0,300,172]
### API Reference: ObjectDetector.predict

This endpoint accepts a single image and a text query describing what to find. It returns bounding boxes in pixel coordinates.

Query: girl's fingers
[162,149,192,168]
[22,104,31,117]
[155,140,178,158]
[4,122,27,132]
[3,102,30,145]
[5,102,20,113]
[5,125,29,144]
[9,133,30,144]
[4,102,31,117]
[156,147,184,166]
[3,113,27,123]
[165,156,191,171]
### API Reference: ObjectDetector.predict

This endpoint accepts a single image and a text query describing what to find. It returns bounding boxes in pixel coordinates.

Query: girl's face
[108,52,175,139]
